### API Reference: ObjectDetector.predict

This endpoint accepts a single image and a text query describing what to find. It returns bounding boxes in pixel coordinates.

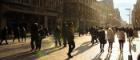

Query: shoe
[63,46,66,48]
[100,49,104,52]
[6,43,8,44]
[30,49,34,52]
[67,53,73,58]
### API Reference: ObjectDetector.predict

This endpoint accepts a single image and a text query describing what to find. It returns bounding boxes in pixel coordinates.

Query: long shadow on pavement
[0,47,64,60]
[118,52,124,60]
[73,41,97,56]
[104,52,112,60]
[92,52,103,60]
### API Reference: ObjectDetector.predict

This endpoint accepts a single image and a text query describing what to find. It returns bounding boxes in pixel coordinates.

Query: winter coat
[98,30,107,44]
[107,28,115,43]
[117,31,125,41]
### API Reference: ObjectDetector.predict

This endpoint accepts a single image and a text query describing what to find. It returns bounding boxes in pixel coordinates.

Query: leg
[35,40,39,50]
[63,37,67,47]
[110,43,113,50]
[119,40,121,52]
[122,42,124,52]
[0,40,2,45]
[68,43,72,56]
[67,40,75,58]
[24,36,26,42]
[0,39,4,45]
[5,39,8,44]
[58,38,61,46]
[120,42,123,52]
[31,40,35,50]
[100,43,102,51]
[55,38,58,47]
[13,36,16,43]
[102,44,105,52]
[18,36,20,43]
[38,39,42,50]
[108,42,111,52]
[91,36,94,45]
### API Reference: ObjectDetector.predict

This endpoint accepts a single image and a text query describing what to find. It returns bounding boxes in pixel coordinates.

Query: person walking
[98,27,107,52]
[126,28,134,54]
[107,27,115,52]
[30,22,40,51]
[53,26,62,47]
[117,28,125,52]
[67,22,75,58]
[13,26,20,43]
[89,27,94,44]
[20,26,26,42]
[0,27,8,45]
[37,25,44,50]
[62,22,68,47]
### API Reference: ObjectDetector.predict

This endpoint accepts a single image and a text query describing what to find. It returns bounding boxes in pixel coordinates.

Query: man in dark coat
[30,22,40,51]
[98,27,107,52]
[67,22,75,58]
[20,26,26,42]
[54,26,62,47]
[62,22,68,47]
[13,26,20,43]
[126,28,134,54]
[38,25,44,50]
[0,27,8,45]
[90,26,98,45]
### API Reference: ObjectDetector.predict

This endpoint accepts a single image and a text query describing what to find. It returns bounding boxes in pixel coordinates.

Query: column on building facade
[0,4,7,29]
[44,16,48,28]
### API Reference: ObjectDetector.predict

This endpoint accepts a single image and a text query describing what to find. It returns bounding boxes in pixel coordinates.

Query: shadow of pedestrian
[0,51,34,60]
[118,52,124,60]
[43,47,64,55]
[104,52,112,60]
[73,41,96,56]
[92,52,103,60]
[0,47,64,60]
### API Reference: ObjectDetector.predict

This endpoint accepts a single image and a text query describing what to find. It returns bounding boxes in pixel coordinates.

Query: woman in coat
[107,27,115,52]
[117,28,125,52]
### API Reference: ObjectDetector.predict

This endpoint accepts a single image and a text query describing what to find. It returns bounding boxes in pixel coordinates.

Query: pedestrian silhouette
[13,26,20,43]
[0,27,8,45]
[53,25,62,47]
[66,22,75,58]
[98,27,107,52]
[62,22,68,47]
[117,28,125,52]
[30,22,40,51]
[20,26,27,42]
[107,27,115,52]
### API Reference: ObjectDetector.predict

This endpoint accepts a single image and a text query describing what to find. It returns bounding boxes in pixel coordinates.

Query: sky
[113,0,137,23]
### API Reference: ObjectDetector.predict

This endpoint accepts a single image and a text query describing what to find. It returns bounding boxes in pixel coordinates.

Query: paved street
[0,32,140,60]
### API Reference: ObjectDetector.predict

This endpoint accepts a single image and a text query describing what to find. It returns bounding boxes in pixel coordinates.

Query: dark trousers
[0,39,8,44]
[37,39,42,50]
[91,35,98,44]
[55,37,61,46]
[31,38,39,50]
[63,37,67,47]
[31,40,36,50]
[100,43,105,51]
[13,36,20,42]
[68,40,75,55]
